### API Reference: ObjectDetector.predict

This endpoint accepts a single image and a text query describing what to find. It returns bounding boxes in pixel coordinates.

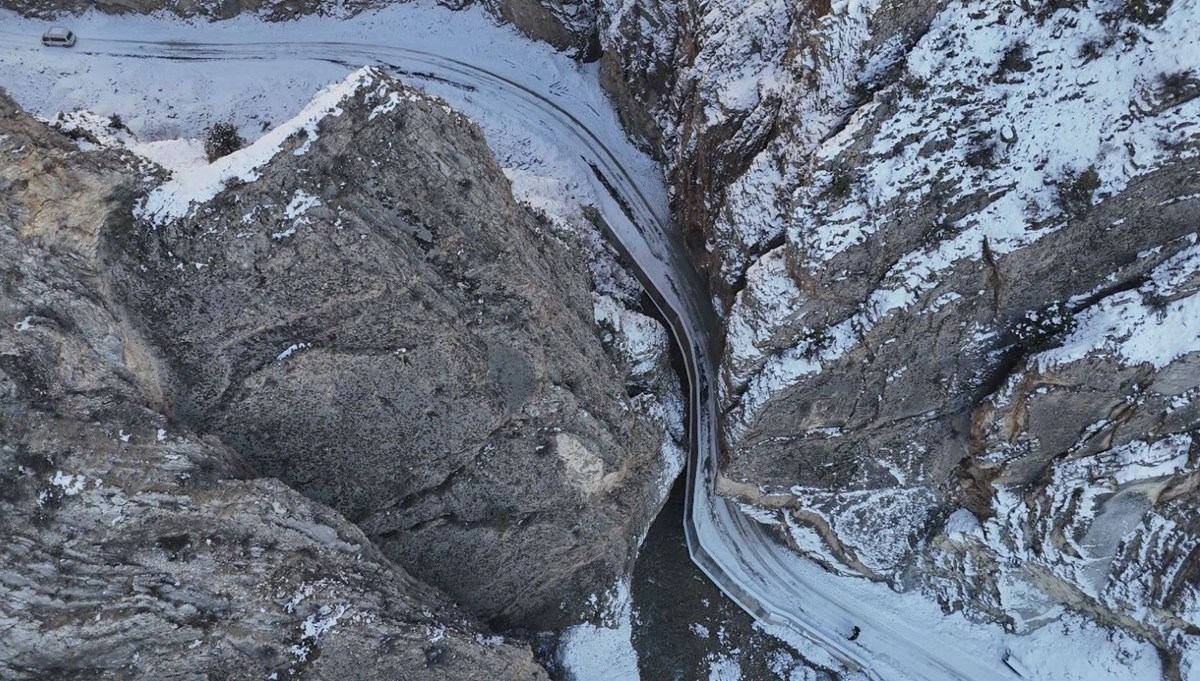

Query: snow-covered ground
[557,582,641,681]
[693,476,1168,681]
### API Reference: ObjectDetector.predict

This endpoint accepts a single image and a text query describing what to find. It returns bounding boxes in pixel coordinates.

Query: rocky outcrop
[0,86,548,679]
[714,0,1200,670]
[103,68,680,632]
[482,0,598,55]
[589,0,948,295]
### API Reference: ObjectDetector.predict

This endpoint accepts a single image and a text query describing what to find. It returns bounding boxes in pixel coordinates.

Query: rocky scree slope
[0,86,549,680]
[106,68,682,633]
[715,0,1200,673]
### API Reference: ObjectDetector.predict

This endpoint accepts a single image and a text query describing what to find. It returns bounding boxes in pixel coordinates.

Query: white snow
[698,471,1169,681]
[723,248,805,391]
[44,109,136,149]
[2,2,1183,679]
[944,508,984,542]
[137,69,372,223]
[807,0,1200,267]
[706,0,883,286]
[690,2,1198,673]
[290,604,349,660]
[767,649,821,681]
[285,190,321,220]
[129,138,207,176]
[1039,238,1200,371]
[558,582,640,681]
[706,654,742,681]
[271,225,297,240]
[50,470,86,496]
[0,1,666,232]
[503,167,643,306]
[786,484,938,575]
[1048,290,1200,370]
[276,342,311,362]
[592,295,670,377]
[0,12,680,680]
[726,0,1200,435]
[969,430,1200,654]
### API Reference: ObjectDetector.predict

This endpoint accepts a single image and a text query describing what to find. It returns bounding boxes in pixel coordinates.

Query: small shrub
[222,175,247,190]
[204,122,244,162]
[1124,0,1172,24]
[965,142,997,170]
[902,75,929,96]
[998,42,1033,75]
[1157,70,1200,108]
[424,644,446,667]
[1013,302,1076,350]
[851,80,872,102]
[1034,0,1084,23]
[1057,165,1101,213]
[828,169,854,199]
[923,218,958,247]
[1078,39,1104,62]
[797,326,831,360]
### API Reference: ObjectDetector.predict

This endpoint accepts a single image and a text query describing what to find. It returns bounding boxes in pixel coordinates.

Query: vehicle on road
[42,27,76,47]
[1003,652,1031,678]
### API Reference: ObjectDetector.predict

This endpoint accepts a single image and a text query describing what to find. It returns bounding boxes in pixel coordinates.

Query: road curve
[0,31,1019,681]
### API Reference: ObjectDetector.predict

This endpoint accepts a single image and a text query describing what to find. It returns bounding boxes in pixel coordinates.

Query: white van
[42,27,76,47]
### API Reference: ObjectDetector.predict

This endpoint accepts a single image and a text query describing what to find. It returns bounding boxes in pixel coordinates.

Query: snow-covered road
[0,9,1164,679]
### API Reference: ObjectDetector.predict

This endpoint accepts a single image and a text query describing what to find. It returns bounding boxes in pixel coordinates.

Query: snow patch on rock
[558,582,640,681]
[137,68,379,224]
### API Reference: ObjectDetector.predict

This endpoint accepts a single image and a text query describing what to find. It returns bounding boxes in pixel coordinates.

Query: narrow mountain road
[0,31,1019,681]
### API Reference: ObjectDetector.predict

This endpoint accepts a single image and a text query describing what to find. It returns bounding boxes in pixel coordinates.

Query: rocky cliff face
[0,85,550,680]
[100,68,681,632]
[709,0,1200,671]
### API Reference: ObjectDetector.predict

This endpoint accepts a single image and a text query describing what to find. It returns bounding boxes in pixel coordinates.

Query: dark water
[629,477,839,680]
